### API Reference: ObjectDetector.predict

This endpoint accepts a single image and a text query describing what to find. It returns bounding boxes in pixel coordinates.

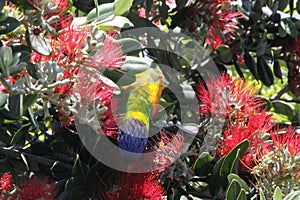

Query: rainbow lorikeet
[117,68,164,156]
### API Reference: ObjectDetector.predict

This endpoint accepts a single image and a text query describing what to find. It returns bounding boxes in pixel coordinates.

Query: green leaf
[237,189,247,200]
[272,100,294,120]
[216,45,233,64]
[64,177,89,199]
[103,69,136,86]
[0,92,8,108]
[65,177,84,192]
[98,16,133,31]
[7,0,35,10]
[0,46,13,75]
[297,0,300,13]
[118,38,142,54]
[226,180,241,200]
[87,3,115,22]
[273,187,283,200]
[193,152,214,176]
[227,173,250,191]
[26,62,38,80]
[278,0,289,10]
[176,0,188,10]
[208,157,225,196]
[8,94,24,118]
[0,108,21,120]
[260,188,267,200]
[72,154,85,177]
[252,0,262,13]
[273,58,282,79]
[244,51,259,80]
[220,140,249,179]
[256,40,267,56]
[10,124,29,145]
[50,161,72,179]
[114,0,133,16]
[0,17,20,34]
[120,56,150,74]
[167,51,185,72]
[159,1,169,24]
[257,56,274,86]
[283,191,300,200]
[27,107,39,128]
[280,18,298,38]
[23,94,38,110]
[0,12,7,22]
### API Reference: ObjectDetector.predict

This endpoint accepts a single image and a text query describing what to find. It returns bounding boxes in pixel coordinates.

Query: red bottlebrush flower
[85,35,124,69]
[30,17,88,66]
[186,0,242,50]
[55,18,88,65]
[206,3,242,50]
[150,131,185,171]
[52,0,69,15]
[217,109,274,170]
[74,69,114,106]
[0,172,13,192]
[253,126,300,197]
[106,172,165,200]
[204,31,225,51]
[99,96,120,136]
[15,176,57,200]
[270,126,300,156]
[196,73,231,116]
[61,69,117,132]
[196,73,263,118]
[54,67,79,95]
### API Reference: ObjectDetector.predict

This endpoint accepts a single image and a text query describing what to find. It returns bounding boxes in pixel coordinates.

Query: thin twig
[275,98,300,103]
[270,85,290,100]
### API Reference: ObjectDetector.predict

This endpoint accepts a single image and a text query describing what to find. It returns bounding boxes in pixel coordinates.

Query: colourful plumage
[118,68,164,155]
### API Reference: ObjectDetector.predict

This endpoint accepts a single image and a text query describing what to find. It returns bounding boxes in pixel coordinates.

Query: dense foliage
[0,0,299,199]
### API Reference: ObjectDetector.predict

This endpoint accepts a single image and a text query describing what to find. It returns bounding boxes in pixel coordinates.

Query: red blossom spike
[15,176,57,200]
[85,35,125,69]
[186,0,243,50]
[106,172,165,200]
[30,17,88,65]
[198,74,274,171]
[270,126,300,156]
[0,172,13,192]
[217,109,274,171]
[196,73,264,118]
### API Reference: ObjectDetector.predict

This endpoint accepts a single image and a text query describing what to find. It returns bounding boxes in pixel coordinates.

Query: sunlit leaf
[114,0,133,16]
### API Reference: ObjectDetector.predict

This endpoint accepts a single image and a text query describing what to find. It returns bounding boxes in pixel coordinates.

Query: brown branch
[275,98,300,103]
[271,85,290,100]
